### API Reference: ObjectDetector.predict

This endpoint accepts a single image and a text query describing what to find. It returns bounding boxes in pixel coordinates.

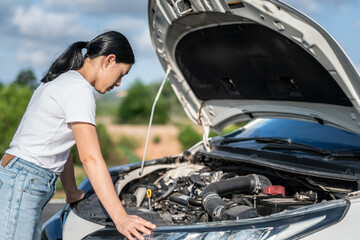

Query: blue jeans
[0,155,58,240]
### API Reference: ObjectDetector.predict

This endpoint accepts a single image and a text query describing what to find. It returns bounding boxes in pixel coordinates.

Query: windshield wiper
[262,143,331,157]
[328,150,360,160]
[214,137,360,160]
[263,144,360,159]
[215,136,331,156]
[217,137,292,145]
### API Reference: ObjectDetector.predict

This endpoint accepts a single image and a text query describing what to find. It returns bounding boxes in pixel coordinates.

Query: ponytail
[41,31,134,83]
[41,41,87,83]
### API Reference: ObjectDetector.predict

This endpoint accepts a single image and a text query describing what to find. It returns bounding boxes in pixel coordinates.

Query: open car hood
[148,0,360,135]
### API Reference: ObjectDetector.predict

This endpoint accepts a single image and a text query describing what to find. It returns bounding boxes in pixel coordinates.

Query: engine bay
[73,151,356,226]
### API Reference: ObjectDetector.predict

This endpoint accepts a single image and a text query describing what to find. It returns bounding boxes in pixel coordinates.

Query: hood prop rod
[198,101,211,152]
[139,66,172,176]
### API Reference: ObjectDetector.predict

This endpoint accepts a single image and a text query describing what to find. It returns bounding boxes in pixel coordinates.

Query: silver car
[42,0,360,239]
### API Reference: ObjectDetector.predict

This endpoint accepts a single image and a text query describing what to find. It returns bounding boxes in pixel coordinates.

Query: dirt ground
[96,116,184,160]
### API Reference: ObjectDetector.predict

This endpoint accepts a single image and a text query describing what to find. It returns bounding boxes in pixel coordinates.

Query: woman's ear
[102,54,117,68]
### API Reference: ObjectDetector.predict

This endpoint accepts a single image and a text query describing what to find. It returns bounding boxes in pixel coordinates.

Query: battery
[257,197,313,216]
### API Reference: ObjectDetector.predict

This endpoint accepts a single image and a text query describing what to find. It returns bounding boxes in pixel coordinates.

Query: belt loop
[7,157,18,168]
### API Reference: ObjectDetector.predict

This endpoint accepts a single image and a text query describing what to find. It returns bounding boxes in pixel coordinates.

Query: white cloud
[104,17,154,57]
[44,0,145,16]
[0,0,12,7]
[16,50,49,67]
[316,0,359,3]
[104,17,145,34]
[283,0,319,14]
[12,6,92,41]
[283,0,359,14]
[0,0,14,21]
[10,6,96,70]
[135,28,154,53]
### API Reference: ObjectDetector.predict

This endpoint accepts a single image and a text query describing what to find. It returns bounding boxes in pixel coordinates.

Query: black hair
[41,31,135,83]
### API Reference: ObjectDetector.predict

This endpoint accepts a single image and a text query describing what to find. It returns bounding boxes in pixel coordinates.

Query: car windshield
[224,119,360,150]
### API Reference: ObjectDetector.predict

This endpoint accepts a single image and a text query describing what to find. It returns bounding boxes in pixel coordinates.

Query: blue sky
[0,0,359,89]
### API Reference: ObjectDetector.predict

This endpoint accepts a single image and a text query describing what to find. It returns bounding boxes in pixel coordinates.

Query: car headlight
[146,228,274,240]
[83,200,348,240]
[146,216,323,240]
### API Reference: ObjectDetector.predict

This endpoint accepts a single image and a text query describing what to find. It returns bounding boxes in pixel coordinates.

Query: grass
[153,135,161,144]
[118,134,140,150]
[118,146,140,164]
[116,134,141,164]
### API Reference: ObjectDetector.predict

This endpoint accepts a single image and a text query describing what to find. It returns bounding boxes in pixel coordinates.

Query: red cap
[263,185,285,196]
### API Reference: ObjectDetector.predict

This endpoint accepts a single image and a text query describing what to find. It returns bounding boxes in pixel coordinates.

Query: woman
[0,31,156,240]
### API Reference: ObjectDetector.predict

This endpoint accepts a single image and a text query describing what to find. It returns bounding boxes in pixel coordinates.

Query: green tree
[14,69,38,89]
[0,84,33,154]
[117,80,173,124]
[178,124,202,150]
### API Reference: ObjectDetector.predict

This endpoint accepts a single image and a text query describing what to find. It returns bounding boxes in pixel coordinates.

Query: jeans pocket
[0,167,17,177]
[0,168,16,194]
[24,173,51,196]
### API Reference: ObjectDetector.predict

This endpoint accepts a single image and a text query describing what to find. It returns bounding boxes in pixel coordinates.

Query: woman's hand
[114,214,156,240]
[65,189,85,204]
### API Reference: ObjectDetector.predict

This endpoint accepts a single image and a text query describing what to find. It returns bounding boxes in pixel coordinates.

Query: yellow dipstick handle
[147,189,152,199]
[147,189,152,210]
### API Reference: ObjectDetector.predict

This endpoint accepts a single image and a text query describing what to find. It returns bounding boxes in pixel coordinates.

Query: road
[42,199,66,224]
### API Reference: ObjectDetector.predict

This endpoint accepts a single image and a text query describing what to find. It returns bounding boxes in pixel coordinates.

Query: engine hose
[188,197,202,206]
[201,174,271,221]
[154,178,179,202]
[169,193,203,206]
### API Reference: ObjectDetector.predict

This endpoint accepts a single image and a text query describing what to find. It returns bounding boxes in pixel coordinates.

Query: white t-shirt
[6,70,96,174]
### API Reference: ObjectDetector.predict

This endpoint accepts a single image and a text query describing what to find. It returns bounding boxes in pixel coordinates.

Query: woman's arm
[60,152,85,204]
[71,122,156,240]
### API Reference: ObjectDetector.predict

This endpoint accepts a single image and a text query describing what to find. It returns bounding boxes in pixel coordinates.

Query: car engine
[116,158,321,225]
[73,152,353,226]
